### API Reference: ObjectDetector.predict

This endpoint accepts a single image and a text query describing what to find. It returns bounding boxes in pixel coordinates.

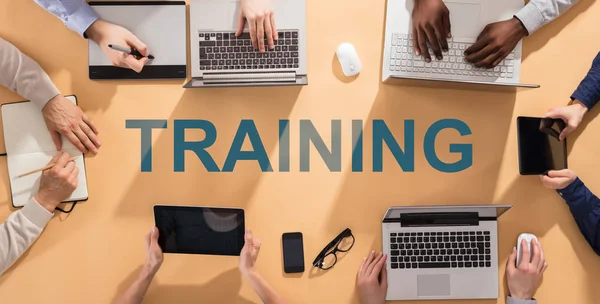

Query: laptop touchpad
[417,274,451,296]
[445,2,481,39]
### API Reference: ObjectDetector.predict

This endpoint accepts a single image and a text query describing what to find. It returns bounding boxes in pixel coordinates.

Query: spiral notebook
[1,95,88,208]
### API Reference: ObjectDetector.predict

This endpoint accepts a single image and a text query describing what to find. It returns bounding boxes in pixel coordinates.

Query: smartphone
[282,232,305,273]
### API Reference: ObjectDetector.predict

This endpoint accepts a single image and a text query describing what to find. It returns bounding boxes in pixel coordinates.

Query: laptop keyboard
[389,231,492,270]
[198,30,300,71]
[389,33,516,79]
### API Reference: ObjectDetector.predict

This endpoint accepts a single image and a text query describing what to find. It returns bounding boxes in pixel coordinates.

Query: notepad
[1,96,88,208]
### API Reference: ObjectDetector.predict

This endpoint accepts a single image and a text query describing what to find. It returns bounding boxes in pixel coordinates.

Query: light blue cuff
[507,296,537,304]
[514,2,545,35]
[65,3,99,37]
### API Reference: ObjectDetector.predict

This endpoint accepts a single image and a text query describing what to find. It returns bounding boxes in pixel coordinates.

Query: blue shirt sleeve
[34,0,99,37]
[571,52,600,109]
[558,178,600,255]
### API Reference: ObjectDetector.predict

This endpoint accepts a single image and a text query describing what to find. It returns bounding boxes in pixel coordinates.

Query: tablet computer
[517,116,568,175]
[153,205,245,256]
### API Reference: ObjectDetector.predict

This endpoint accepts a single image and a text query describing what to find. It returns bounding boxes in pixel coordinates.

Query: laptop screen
[384,205,511,221]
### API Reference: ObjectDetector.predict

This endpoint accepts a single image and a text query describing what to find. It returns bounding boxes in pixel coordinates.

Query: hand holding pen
[109,44,155,60]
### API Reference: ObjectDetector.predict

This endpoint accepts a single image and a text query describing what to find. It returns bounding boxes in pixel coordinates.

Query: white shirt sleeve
[34,0,100,37]
[0,198,53,275]
[515,0,579,35]
[0,38,60,108]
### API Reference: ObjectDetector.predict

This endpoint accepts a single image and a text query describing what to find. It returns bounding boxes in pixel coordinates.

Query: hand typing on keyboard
[356,251,388,304]
[411,0,451,62]
[236,0,278,53]
[464,18,528,68]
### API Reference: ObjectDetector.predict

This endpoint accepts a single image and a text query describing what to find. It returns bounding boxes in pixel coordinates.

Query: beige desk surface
[1,0,600,303]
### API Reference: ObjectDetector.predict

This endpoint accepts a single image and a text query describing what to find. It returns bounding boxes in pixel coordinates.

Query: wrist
[510,17,528,38]
[41,94,60,114]
[85,20,106,44]
[34,192,60,213]
[142,263,160,279]
[571,99,589,116]
[243,268,259,279]
[511,294,533,300]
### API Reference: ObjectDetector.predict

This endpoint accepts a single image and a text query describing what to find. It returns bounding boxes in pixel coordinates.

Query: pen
[108,44,155,60]
[16,156,80,179]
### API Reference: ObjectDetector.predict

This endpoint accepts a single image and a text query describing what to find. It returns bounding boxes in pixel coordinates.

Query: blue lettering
[424,119,472,173]
[174,120,220,172]
[223,120,272,172]
[126,120,167,172]
[373,120,415,172]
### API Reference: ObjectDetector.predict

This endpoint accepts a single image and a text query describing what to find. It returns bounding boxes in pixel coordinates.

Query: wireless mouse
[336,43,362,77]
[516,233,538,266]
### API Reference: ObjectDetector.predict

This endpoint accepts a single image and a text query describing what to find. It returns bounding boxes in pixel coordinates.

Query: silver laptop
[382,0,538,88]
[185,0,308,88]
[382,205,511,300]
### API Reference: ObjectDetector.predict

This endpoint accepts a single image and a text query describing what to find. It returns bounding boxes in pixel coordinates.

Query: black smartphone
[282,232,305,273]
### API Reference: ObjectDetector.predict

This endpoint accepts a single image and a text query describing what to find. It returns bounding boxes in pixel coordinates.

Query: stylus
[108,44,155,60]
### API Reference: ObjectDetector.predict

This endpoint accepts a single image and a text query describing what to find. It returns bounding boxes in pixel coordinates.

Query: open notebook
[1,95,88,208]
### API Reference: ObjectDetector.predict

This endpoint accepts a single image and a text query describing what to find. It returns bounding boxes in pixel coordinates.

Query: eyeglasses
[312,228,355,270]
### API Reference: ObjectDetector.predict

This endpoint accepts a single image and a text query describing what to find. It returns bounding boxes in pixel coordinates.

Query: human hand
[239,229,262,277]
[42,95,101,154]
[544,100,589,141]
[411,0,451,62]
[145,227,163,275]
[540,169,577,190]
[506,239,547,300]
[356,251,388,304]
[34,152,78,213]
[85,20,150,72]
[464,18,527,68]
[236,0,278,52]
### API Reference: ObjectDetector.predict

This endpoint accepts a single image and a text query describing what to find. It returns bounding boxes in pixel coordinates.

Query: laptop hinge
[399,212,480,227]
[203,72,297,84]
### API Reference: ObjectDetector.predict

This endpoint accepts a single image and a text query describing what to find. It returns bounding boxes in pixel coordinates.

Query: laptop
[382,205,511,300]
[382,0,538,88]
[185,0,308,88]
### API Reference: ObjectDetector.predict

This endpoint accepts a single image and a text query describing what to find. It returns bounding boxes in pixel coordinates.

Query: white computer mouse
[516,233,538,266]
[336,43,362,77]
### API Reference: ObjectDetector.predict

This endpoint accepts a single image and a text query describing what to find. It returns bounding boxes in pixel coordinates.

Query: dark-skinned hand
[411,0,451,62]
[464,17,528,68]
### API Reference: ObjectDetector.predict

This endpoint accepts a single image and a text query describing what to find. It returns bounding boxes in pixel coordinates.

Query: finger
[151,226,159,245]
[560,126,575,141]
[264,15,274,50]
[412,27,421,56]
[465,44,497,66]
[520,239,531,267]
[547,169,572,178]
[491,55,504,68]
[56,151,72,169]
[125,33,149,56]
[236,9,245,36]
[245,228,253,244]
[48,152,63,166]
[145,229,152,249]
[464,36,488,56]
[257,16,265,52]
[542,262,548,273]
[124,55,144,73]
[249,20,258,50]
[74,127,97,154]
[366,252,383,275]
[507,247,517,271]
[531,239,541,266]
[365,251,375,269]
[424,26,442,60]
[64,160,77,174]
[270,13,278,41]
[476,52,501,69]
[358,256,367,276]
[80,121,101,150]
[371,253,386,277]
[49,130,62,151]
[82,114,99,135]
[381,262,388,290]
[442,10,451,38]
[70,166,79,180]
[433,22,449,52]
[416,28,430,61]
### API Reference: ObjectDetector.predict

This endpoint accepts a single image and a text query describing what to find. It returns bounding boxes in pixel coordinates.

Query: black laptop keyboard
[198,30,300,71]
[389,231,492,270]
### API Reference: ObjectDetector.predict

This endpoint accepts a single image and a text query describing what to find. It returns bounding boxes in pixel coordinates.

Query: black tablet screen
[154,206,245,256]
[517,117,567,175]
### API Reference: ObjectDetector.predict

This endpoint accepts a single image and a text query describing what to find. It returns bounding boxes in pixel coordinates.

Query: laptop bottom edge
[183,75,308,88]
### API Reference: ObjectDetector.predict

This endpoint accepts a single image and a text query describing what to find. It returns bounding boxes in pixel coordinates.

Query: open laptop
[382,205,511,300]
[185,0,308,88]
[382,0,538,88]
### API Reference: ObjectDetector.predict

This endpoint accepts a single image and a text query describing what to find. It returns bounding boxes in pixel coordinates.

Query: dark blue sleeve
[558,178,600,256]
[571,52,600,110]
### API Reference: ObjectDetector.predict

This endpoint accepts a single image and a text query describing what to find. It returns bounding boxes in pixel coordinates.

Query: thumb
[236,9,245,36]
[124,55,144,73]
[559,125,575,141]
[150,226,159,245]
[547,169,570,178]
[507,247,517,272]
[380,263,388,290]
[50,130,63,151]
[125,33,148,56]
[544,108,561,119]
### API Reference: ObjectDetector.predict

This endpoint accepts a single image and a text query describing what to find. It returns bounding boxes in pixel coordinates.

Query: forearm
[0,38,60,108]
[558,178,600,255]
[514,0,579,35]
[245,271,288,304]
[571,52,600,109]
[0,199,53,275]
[34,0,99,37]
[113,265,157,304]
